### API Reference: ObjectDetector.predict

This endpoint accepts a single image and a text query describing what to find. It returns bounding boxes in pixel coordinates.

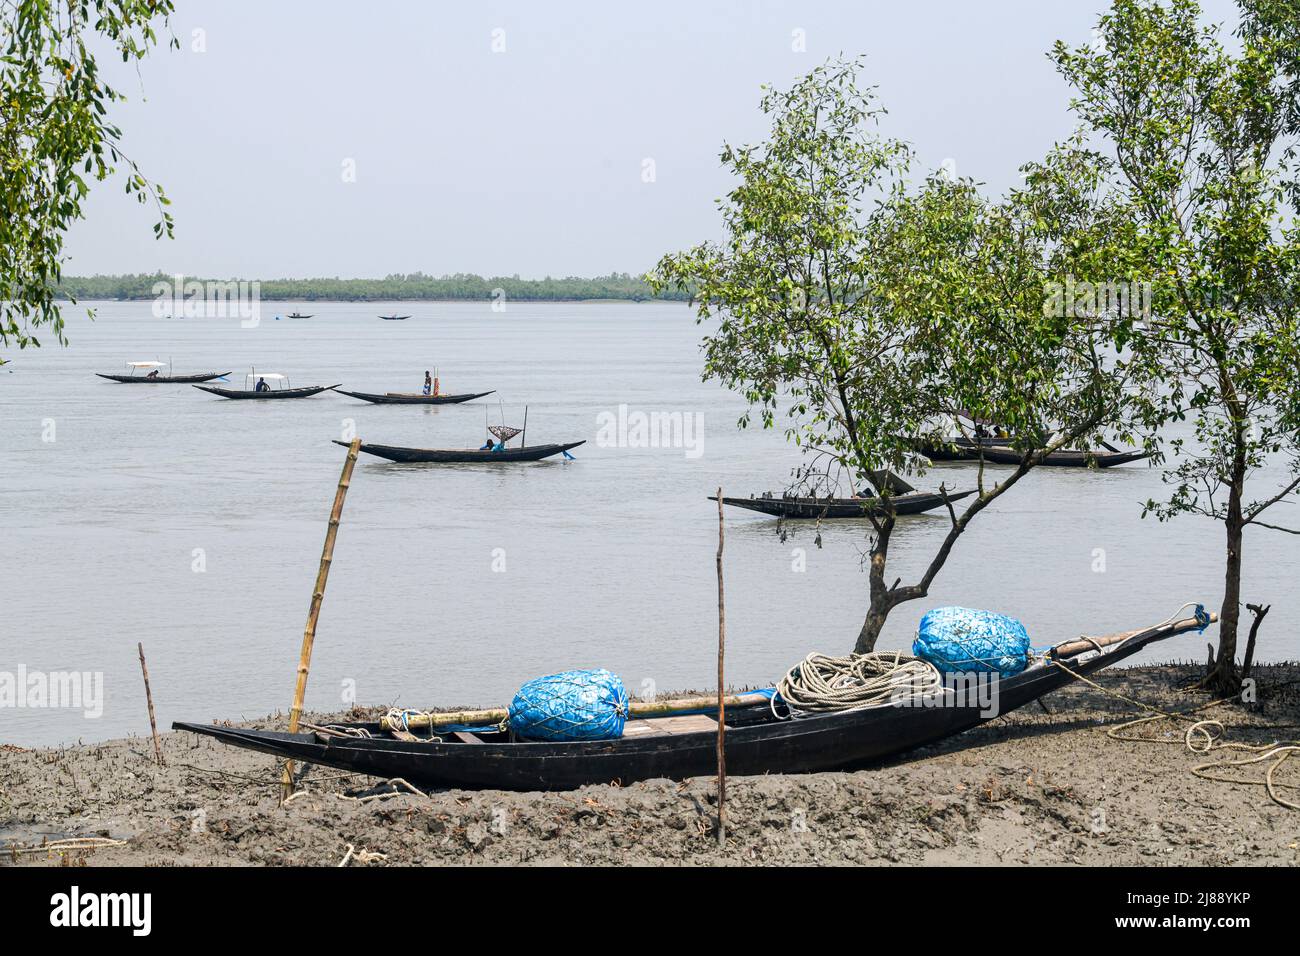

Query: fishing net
[508,669,629,741]
[913,606,1031,676]
[488,425,522,442]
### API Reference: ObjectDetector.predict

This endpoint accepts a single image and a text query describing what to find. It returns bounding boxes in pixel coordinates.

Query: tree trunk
[1207,468,1246,696]
[854,518,894,653]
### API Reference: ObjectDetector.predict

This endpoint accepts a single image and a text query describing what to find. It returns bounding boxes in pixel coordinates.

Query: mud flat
[3,664,1297,866]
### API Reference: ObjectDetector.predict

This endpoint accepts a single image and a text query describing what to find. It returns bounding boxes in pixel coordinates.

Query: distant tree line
[53,272,691,302]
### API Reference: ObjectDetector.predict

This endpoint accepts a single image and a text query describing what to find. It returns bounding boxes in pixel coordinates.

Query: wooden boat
[332,388,495,405]
[921,437,1149,468]
[379,314,411,321]
[194,372,338,400]
[714,488,976,519]
[336,439,584,463]
[96,361,228,384]
[286,312,312,319]
[173,611,1213,791]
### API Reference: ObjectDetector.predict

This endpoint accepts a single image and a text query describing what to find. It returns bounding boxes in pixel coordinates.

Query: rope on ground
[335,777,429,803]
[338,843,388,866]
[1050,657,1300,811]
[776,650,941,717]
[6,836,127,855]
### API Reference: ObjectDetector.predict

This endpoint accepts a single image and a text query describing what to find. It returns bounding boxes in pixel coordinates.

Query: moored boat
[922,439,1149,468]
[332,387,495,405]
[714,488,976,519]
[173,610,1214,791]
[336,439,584,463]
[379,314,411,321]
[96,361,229,384]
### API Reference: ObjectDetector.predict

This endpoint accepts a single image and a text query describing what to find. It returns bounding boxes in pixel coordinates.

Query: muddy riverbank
[3,664,1297,866]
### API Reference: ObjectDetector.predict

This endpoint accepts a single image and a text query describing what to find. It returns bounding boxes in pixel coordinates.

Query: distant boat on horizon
[286,312,312,319]
[379,314,411,321]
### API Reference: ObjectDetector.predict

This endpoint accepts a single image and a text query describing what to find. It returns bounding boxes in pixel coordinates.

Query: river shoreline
[3,663,1297,866]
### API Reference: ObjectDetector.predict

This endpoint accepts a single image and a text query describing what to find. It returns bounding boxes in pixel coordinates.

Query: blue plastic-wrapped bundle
[913,607,1031,677]
[508,668,630,741]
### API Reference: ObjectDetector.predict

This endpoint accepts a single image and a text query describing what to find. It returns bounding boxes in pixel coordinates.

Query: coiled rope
[776,650,941,718]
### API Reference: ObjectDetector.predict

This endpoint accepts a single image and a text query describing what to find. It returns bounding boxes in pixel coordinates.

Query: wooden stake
[282,437,362,801]
[715,486,727,848]
[137,642,164,767]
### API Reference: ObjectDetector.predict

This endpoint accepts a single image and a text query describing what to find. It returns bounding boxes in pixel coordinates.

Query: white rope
[776,650,941,718]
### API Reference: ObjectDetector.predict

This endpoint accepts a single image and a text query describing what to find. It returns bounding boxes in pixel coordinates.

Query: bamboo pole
[137,642,164,767]
[379,691,772,733]
[1048,613,1217,660]
[281,437,362,800]
[715,486,727,848]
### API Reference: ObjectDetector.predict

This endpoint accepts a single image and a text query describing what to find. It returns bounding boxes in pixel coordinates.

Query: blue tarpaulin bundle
[508,668,630,741]
[913,607,1031,677]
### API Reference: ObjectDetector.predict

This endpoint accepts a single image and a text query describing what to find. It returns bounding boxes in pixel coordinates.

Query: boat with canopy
[96,361,229,384]
[193,370,339,400]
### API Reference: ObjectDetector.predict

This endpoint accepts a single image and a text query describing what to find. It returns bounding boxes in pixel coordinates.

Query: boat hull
[193,384,340,400]
[332,388,495,405]
[97,372,229,384]
[339,439,585,463]
[174,618,1199,791]
[715,489,975,519]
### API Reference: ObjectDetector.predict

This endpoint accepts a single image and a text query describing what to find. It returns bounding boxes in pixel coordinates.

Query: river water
[2,301,1295,746]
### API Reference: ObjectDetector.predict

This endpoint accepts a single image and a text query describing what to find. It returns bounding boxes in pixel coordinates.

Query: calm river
[2,301,1295,746]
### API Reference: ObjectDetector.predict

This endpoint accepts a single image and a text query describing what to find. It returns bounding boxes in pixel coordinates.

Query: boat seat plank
[451,731,483,744]
[621,714,718,738]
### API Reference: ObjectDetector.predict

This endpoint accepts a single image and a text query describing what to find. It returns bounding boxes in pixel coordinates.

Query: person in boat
[255,377,270,393]
[423,371,432,396]
[146,368,160,379]
[480,435,495,450]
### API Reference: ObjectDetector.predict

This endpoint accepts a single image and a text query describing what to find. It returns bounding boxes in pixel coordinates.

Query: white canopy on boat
[251,373,287,380]
[128,361,166,368]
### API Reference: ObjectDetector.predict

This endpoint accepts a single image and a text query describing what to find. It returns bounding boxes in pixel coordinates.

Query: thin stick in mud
[138,642,164,767]
[716,486,727,847]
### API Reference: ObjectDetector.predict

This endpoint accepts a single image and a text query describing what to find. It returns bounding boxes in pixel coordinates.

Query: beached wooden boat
[336,439,584,463]
[332,388,495,405]
[96,361,228,384]
[713,488,976,519]
[379,314,411,321]
[922,438,1149,468]
[173,612,1213,791]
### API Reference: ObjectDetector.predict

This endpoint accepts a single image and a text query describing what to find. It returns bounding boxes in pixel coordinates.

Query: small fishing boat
[174,610,1213,791]
[379,314,411,321]
[714,488,976,519]
[193,371,339,400]
[922,439,1149,468]
[286,312,313,319]
[332,388,495,405]
[96,361,229,384]
[336,439,584,463]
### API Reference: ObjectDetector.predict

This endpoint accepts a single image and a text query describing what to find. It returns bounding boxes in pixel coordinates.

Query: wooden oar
[380,691,774,733]
[1049,612,1216,660]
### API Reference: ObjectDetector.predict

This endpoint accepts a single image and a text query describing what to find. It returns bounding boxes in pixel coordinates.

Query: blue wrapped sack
[913,607,1031,677]
[508,668,630,741]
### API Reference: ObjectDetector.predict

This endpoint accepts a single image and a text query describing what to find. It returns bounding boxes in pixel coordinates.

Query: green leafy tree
[1050,0,1300,693]
[650,58,1137,652]
[1,0,175,360]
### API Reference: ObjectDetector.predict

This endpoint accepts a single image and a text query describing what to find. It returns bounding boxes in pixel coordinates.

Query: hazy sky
[64,0,1242,279]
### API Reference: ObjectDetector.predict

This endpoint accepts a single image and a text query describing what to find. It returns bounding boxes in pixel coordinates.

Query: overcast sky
[64,0,1242,279]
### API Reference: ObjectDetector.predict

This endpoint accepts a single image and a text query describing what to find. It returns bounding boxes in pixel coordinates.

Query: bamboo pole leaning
[281,437,362,801]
